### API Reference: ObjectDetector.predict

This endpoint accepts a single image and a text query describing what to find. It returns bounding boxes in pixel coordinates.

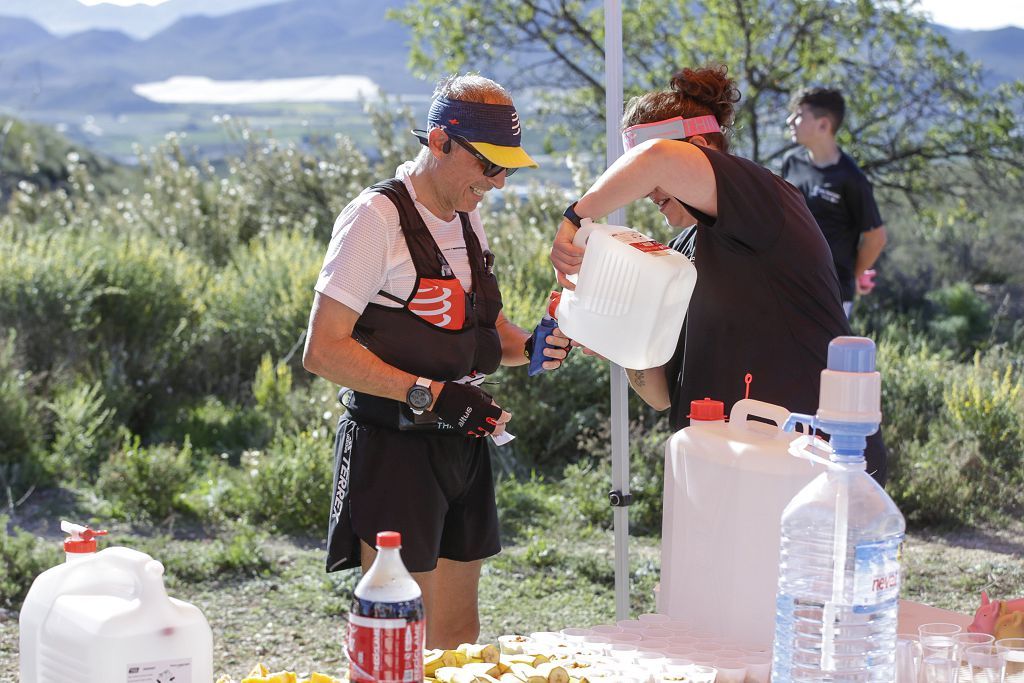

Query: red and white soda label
[346,598,425,683]
[611,229,672,256]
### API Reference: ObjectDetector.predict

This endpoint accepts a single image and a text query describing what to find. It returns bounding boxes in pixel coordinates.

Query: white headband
[622,114,721,151]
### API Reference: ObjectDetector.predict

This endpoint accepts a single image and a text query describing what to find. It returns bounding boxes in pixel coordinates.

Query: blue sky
[72,0,1023,31]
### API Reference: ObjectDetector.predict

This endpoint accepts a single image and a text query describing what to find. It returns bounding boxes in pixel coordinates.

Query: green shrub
[44,380,117,482]
[926,282,991,356]
[239,429,334,536]
[887,348,1024,525]
[0,332,46,498]
[0,517,62,609]
[194,231,322,395]
[97,435,197,523]
[494,474,565,543]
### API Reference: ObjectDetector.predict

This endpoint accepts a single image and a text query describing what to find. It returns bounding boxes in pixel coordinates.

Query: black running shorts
[331,420,501,574]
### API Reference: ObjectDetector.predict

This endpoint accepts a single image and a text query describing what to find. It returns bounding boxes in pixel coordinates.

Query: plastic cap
[688,397,725,421]
[376,531,401,548]
[827,336,876,373]
[62,523,108,554]
[547,291,561,319]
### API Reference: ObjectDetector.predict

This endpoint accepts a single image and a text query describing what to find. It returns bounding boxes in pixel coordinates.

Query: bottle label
[347,597,425,683]
[612,230,672,256]
[852,537,902,612]
[126,658,192,682]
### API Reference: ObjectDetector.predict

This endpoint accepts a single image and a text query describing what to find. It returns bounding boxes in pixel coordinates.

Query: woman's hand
[549,218,585,290]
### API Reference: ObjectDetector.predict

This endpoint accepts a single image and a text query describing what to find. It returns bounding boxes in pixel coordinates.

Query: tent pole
[603,0,630,622]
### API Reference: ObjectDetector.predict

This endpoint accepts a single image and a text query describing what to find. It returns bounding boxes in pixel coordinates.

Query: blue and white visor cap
[426,96,538,169]
[621,114,721,151]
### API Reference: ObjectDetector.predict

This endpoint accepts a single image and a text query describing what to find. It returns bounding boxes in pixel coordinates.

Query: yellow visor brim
[468,141,539,169]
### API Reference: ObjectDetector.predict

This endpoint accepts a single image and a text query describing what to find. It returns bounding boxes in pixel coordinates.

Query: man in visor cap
[304,73,570,648]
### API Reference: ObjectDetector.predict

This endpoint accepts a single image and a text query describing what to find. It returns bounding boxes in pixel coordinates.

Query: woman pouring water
[550,65,887,482]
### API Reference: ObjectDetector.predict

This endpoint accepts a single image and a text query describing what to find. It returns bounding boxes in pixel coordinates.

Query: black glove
[432,382,504,437]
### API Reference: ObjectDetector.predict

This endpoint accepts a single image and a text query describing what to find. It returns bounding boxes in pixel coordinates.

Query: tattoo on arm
[632,370,647,388]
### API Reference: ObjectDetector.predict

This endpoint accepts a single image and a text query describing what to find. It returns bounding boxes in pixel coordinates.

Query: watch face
[408,386,432,410]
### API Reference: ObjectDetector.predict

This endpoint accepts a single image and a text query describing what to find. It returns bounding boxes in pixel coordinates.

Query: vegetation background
[2,0,1024,678]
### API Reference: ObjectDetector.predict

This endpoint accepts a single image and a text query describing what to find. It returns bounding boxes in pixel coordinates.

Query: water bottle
[528,291,561,377]
[772,337,906,682]
[346,531,425,682]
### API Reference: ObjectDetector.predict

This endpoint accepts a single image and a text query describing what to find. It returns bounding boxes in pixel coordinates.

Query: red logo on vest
[409,278,466,330]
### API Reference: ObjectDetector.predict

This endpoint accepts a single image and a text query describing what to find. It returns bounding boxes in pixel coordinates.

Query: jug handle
[65,547,172,606]
[727,399,792,437]
[571,218,598,248]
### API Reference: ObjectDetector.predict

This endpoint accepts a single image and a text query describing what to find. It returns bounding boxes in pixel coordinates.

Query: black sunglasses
[447,134,518,178]
[414,130,518,178]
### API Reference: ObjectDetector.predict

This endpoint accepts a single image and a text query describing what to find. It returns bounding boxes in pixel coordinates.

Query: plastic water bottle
[528,291,561,377]
[346,531,425,682]
[772,337,906,682]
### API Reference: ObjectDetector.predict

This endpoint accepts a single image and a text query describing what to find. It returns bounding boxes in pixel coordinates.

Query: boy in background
[783,88,887,318]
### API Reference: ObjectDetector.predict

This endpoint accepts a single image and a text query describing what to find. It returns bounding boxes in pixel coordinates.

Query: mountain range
[0,0,423,114]
[0,0,1021,118]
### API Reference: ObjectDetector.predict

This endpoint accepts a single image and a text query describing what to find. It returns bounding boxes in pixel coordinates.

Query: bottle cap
[827,336,876,372]
[61,520,108,554]
[688,397,725,421]
[547,291,561,319]
[376,531,401,548]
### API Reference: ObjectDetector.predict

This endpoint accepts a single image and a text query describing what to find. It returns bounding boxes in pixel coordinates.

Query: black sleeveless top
[345,179,504,429]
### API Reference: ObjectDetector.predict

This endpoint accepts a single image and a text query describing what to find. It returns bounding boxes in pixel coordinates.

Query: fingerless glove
[432,382,504,437]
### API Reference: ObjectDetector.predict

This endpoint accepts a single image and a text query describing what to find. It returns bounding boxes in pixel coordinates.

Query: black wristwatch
[563,201,584,228]
[406,377,433,415]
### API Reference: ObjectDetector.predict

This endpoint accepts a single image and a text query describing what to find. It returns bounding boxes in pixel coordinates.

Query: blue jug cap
[827,336,876,373]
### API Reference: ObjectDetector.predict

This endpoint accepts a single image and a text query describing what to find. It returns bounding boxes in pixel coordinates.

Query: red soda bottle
[346,531,425,682]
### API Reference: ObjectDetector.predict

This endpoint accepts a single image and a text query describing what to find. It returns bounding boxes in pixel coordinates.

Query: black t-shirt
[781,149,883,301]
[663,146,886,481]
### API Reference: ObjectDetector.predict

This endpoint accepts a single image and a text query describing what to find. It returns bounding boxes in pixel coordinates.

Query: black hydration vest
[345,178,503,430]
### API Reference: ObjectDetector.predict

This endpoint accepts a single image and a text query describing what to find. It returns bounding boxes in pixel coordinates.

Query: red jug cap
[688,397,725,421]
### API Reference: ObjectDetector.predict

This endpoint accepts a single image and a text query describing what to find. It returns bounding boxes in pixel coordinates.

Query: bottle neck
[369,546,410,578]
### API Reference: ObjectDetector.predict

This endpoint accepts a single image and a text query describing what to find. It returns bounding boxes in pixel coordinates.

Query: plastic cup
[591,623,623,634]
[919,623,962,660]
[638,612,673,624]
[529,630,563,644]
[498,633,533,654]
[560,626,592,644]
[617,618,647,631]
[896,635,921,683]
[582,634,612,654]
[713,658,747,683]
[921,654,958,683]
[606,641,639,663]
[996,638,1024,682]
[966,643,1007,683]
[609,631,644,643]
[954,632,994,679]
[642,626,673,639]
[686,664,718,683]
[741,652,771,683]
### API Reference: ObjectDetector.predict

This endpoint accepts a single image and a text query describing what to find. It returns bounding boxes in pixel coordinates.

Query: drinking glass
[996,638,1024,682]
[956,633,996,681]
[920,654,959,683]
[921,623,963,661]
[965,643,1007,683]
[896,635,921,683]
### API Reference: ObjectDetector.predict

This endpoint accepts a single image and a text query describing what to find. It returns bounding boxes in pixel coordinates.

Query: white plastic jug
[556,219,696,369]
[658,398,825,648]
[20,545,213,683]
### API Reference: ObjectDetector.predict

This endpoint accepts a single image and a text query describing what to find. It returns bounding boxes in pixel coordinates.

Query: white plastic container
[20,531,213,683]
[658,399,825,649]
[556,219,696,369]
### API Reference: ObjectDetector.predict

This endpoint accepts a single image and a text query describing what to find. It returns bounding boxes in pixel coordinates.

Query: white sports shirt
[315,162,490,314]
